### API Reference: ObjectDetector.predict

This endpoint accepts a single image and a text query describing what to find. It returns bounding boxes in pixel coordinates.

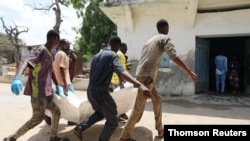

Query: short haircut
[47,30,60,40]
[109,36,121,45]
[60,39,69,44]
[156,19,169,32]
[120,42,127,53]
[121,42,127,48]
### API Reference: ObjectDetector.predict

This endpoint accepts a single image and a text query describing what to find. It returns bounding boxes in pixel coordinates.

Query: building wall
[101,2,250,96]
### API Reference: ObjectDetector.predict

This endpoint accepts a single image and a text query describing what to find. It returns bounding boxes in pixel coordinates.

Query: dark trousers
[75,88,118,141]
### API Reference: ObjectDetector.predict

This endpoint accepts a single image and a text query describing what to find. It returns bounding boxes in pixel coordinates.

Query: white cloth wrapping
[45,82,137,123]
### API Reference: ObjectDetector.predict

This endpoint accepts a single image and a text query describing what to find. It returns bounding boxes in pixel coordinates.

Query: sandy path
[1,83,250,141]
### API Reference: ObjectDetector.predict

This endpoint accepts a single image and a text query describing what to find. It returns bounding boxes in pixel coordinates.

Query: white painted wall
[121,8,250,61]
[195,9,250,37]
[101,1,250,96]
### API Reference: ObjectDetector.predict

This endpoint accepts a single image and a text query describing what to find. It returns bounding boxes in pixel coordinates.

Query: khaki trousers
[12,96,61,139]
[120,76,163,139]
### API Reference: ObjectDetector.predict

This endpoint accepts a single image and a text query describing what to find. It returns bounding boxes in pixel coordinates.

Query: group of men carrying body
[4,19,198,141]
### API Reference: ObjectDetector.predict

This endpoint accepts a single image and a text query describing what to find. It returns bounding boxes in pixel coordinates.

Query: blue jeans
[215,73,226,93]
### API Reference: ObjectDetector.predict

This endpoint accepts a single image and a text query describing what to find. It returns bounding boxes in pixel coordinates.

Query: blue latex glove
[68,84,75,93]
[11,77,23,95]
[55,85,63,96]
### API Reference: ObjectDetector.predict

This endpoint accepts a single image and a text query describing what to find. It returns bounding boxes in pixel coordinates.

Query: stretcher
[45,82,137,123]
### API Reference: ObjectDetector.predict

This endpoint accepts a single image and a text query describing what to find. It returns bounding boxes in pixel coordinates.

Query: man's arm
[118,75,124,89]
[52,71,58,85]
[69,51,77,61]
[11,61,28,95]
[172,57,198,84]
[120,71,150,98]
[60,67,68,92]
[15,61,28,77]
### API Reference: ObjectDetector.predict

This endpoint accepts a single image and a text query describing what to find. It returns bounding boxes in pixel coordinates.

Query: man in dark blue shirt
[73,36,150,141]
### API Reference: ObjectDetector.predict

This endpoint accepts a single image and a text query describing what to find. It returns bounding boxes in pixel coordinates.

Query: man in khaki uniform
[119,19,198,141]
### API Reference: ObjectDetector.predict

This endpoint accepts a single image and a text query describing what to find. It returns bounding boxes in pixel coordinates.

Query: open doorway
[195,36,250,94]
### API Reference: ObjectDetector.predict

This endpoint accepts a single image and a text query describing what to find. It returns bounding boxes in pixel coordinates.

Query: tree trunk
[14,46,20,71]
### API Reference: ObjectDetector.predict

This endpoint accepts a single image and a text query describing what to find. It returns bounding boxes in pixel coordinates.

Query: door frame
[195,34,250,94]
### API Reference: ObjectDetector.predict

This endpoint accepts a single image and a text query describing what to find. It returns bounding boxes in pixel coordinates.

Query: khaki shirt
[136,34,177,81]
[53,50,71,86]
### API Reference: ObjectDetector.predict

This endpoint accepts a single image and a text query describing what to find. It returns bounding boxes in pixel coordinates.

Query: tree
[0,33,15,64]
[0,0,69,69]
[27,0,69,33]
[70,0,117,65]
[68,0,88,18]
[0,17,28,69]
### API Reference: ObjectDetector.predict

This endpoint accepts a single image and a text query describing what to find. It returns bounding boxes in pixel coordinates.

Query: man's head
[46,30,60,50]
[120,42,127,54]
[156,19,169,35]
[101,43,107,49]
[109,36,121,52]
[59,39,70,54]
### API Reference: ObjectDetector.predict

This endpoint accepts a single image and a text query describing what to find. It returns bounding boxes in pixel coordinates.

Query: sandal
[73,129,83,140]
[158,129,164,138]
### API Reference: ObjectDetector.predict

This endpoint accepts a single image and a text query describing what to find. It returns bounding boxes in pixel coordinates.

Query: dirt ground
[1,82,250,141]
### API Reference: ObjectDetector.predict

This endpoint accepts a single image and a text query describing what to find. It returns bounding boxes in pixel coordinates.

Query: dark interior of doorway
[208,36,247,93]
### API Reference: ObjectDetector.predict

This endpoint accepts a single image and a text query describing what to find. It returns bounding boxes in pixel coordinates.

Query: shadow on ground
[26,122,162,141]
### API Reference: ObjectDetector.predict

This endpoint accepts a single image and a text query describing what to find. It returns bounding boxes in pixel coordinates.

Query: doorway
[195,36,250,94]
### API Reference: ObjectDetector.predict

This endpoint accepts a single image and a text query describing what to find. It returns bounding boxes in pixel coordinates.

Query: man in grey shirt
[119,19,198,141]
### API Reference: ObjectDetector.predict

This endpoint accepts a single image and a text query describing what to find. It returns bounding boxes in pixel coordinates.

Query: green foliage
[69,0,87,18]
[70,0,117,66]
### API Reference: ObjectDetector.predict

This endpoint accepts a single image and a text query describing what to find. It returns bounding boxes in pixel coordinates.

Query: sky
[0,0,82,45]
